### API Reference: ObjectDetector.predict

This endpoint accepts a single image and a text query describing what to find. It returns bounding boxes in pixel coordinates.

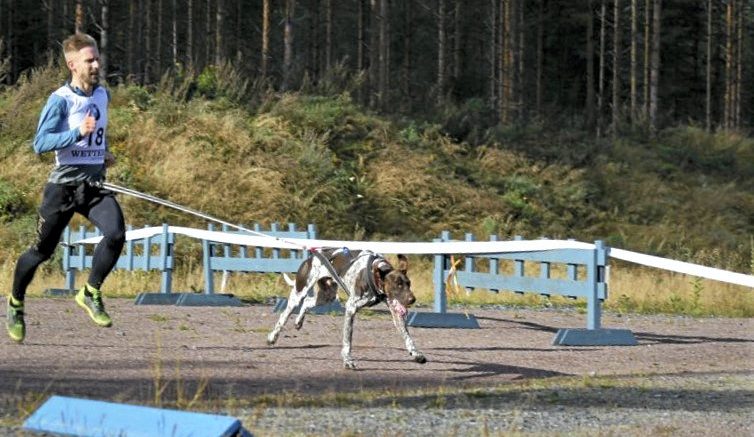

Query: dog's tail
[282,273,295,287]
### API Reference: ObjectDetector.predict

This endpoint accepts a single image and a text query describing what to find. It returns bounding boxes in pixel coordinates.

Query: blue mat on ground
[133,292,243,306]
[23,395,252,437]
[406,311,481,328]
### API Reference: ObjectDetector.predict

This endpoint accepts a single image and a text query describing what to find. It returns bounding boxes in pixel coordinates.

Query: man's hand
[79,111,96,137]
[104,151,116,168]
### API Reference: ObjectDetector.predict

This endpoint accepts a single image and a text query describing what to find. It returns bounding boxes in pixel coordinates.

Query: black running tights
[11,191,125,301]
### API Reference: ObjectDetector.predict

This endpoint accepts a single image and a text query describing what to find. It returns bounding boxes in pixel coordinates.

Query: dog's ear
[372,263,384,289]
[397,254,408,275]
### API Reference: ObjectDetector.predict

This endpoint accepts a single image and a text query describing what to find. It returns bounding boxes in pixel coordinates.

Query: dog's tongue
[391,299,407,318]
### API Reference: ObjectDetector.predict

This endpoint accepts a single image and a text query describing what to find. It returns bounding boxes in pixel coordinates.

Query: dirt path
[1,298,752,435]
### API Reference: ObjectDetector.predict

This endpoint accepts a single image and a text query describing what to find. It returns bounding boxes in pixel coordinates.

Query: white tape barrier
[609,248,754,288]
[73,226,596,253]
[72,226,754,288]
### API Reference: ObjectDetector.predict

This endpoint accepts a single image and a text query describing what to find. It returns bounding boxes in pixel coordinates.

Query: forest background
[0,0,752,316]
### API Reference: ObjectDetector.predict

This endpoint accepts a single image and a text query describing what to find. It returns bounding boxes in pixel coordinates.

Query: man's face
[67,46,100,87]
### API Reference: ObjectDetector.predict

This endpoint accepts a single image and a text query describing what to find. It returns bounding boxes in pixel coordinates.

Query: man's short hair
[63,33,98,61]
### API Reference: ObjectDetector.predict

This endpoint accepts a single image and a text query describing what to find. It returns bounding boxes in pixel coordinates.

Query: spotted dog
[266,248,426,369]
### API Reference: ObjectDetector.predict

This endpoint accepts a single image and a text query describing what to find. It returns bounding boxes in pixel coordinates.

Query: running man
[6,33,125,343]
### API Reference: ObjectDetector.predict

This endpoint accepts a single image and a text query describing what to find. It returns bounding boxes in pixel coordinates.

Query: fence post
[433,241,446,314]
[125,224,134,270]
[159,223,172,294]
[513,235,524,294]
[203,223,215,294]
[587,240,604,330]
[307,224,317,259]
[464,232,475,294]
[271,223,280,259]
[63,227,75,290]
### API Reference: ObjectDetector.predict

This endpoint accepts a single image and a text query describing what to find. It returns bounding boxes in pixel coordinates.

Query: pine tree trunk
[8,0,15,82]
[369,0,378,107]
[128,1,135,79]
[724,0,732,129]
[437,0,446,103]
[630,0,637,123]
[138,0,144,81]
[611,0,620,134]
[215,0,224,65]
[517,0,524,121]
[145,0,152,83]
[75,0,84,34]
[490,0,497,108]
[500,0,511,123]
[648,0,660,134]
[283,0,296,90]
[402,0,412,111]
[0,1,5,85]
[46,0,54,48]
[379,0,388,108]
[357,0,364,102]
[62,0,69,39]
[235,0,242,61]
[325,0,332,71]
[262,0,270,78]
[705,0,712,131]
[734,0,742,128]
[586,0,595,131]
[187,0,193,66]
[100,0,109,80]
[206,0,212,68]
[536,0,544,117]
[172,0,178,67]
[643,0,650,119]
[453,0,462,83]
[597,0,606,137]
[157,0,163,78]
[311,0,320,81]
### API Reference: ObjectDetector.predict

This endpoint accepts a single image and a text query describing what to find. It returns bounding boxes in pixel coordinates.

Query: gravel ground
[245,373,753,436]
[1,298,752,436]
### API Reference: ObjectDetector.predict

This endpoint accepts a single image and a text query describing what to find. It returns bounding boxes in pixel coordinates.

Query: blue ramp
[23,395,251,437]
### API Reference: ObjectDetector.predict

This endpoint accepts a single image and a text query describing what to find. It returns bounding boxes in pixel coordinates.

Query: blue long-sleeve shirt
[33,93,83,154]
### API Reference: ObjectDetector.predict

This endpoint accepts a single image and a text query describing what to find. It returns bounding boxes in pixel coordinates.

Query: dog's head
[373,254,415,318]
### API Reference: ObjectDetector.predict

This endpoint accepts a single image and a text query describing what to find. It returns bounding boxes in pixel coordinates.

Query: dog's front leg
[341,298,361,369]
[388,307,427,364]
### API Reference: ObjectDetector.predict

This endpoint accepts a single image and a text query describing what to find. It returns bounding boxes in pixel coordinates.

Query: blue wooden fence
[201,223,317,294]
[58,222,316,295]
[61,223,175,293]
[412,230,635,345]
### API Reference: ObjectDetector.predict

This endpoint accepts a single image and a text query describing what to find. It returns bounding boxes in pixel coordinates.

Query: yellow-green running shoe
[6,296,25,343]
[75,284,112,327]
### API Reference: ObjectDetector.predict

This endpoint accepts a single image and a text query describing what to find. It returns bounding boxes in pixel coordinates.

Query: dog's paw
[343,360,357,370]
[294,320,303,330]
[266,334,277,346]
[413,353,427,364]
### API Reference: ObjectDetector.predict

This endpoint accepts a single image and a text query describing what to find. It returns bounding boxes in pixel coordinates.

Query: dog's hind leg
[267,278,312,345]
[293,293,316,330]
[294,278,337,329]
[341,295,372,369]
